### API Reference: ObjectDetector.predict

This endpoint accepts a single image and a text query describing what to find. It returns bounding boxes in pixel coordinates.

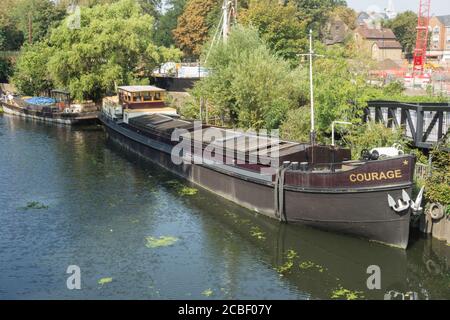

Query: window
[433,26,440,34]
[143,92,151,101]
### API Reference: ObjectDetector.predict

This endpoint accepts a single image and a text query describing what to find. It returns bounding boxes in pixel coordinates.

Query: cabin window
[143,92,151,101]
[155,93,161,100]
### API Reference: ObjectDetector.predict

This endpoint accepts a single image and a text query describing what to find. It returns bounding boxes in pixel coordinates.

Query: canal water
[0,114,449,300]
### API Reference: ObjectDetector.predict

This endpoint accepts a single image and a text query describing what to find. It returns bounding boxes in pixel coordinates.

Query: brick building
[354,24,403,62]
[429,15,450,62]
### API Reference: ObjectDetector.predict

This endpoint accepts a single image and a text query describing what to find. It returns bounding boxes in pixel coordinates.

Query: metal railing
[415,162,432,180]
[365,100,450,151]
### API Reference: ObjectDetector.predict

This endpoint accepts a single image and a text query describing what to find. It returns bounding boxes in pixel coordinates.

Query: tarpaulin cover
[25,97,56,106]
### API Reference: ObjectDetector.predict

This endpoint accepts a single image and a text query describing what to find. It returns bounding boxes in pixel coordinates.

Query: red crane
[413,0,431,75]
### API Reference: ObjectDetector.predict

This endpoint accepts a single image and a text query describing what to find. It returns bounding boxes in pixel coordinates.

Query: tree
[11,41,54,95]
[280,107,311,142]
[12,0,182,100]
[425,134,450,211]
[173,0,219,58]
[11,0,66,44]
[0,0,25,51]
[292,0,347,33]
[193,25,306,130]
[310,43,376,138]
[385,11,417,57]
[0,56,13,82]
[240,0,308,63]
[154,0,187,47]
[328,5,357,30]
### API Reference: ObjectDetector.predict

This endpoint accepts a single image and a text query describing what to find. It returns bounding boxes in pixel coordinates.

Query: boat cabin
[118,85,166,109]
[51,90,71,110]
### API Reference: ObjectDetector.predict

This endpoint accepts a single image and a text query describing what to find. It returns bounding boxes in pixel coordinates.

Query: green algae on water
[98,277,113,285]
[250,226,266,240]
[145,236,178,248]
[331,286,364,300]
[299,261,327,273]
[275,249,299,275]
[178,186,198,196]
[202,288,213,297]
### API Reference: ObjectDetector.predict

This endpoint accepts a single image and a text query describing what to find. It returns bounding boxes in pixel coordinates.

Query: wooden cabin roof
[118,85,165,93]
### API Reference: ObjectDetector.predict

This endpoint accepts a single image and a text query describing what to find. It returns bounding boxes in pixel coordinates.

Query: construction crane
[412,0,431,76]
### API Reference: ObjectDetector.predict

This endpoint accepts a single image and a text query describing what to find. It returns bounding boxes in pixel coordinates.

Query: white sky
[346,0,450,16]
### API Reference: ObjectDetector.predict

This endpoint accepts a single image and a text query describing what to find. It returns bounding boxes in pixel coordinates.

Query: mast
[222,0,229,42]
[308,29,315,145]
[222,0,237,42]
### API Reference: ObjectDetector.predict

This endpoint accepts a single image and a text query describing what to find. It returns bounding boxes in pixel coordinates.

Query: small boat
[99,85,422,249]
[0,90,99,125]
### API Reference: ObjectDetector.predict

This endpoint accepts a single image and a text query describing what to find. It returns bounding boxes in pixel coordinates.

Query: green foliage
[0,56,12,82]
[11,0,66,44]
[0,1,25,51]
[280,107,311,142]
[425,136,450,206]
[384,11,417,57]
[153,0,186,47]
[12,41,54,95]
[312,44,373,137]
[13,0,181,100]
[292,0,347,32]
[173,0,219,58]
[194,25,306,130]
[240,0,308,63]
[382,81,405,96]
[342,122,406,160]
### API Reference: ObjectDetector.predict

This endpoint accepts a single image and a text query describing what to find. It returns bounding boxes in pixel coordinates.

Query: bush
[193,25,306,130]
[280,107,311,142]
[342,121,406,160]
[425,134,450,210]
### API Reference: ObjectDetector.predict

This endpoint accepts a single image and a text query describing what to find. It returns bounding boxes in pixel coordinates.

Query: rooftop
[357,25,397,40]
[118,85,165,93]
[436,15,450,26]
[373,39,402,49]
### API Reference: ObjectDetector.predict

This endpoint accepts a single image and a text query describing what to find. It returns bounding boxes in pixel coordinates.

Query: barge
[100,85,421,249]
[1,90,99,125]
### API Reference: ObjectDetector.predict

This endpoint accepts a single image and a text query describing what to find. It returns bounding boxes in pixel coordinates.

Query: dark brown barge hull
[101,116,411,249]
[1,103,99,125]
